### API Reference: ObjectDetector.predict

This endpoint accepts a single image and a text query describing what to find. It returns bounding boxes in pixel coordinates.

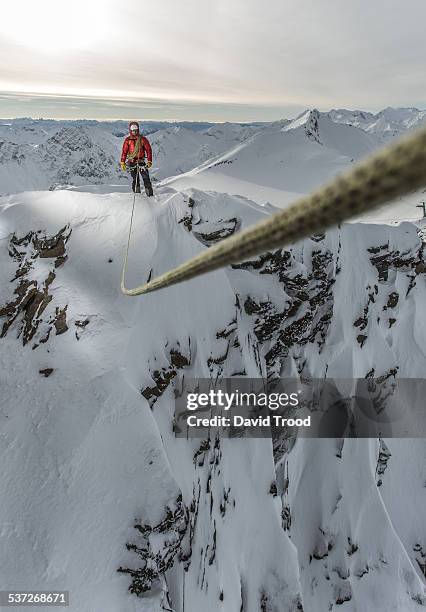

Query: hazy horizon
[1,0,425,122]
[1,94,425,124]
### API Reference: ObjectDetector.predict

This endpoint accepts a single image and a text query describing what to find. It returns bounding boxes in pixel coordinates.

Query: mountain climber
[120,122,154,196]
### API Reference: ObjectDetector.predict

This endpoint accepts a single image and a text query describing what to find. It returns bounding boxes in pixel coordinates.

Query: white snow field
[1,109,426,611]
[161,110,416,210]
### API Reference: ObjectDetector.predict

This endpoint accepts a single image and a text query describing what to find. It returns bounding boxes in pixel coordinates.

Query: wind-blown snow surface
[1,186,426,611]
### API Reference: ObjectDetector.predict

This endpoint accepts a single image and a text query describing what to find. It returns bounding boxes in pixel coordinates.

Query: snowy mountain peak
[328,106,426,141]
[282,109,322,143]
[46,126,94,151]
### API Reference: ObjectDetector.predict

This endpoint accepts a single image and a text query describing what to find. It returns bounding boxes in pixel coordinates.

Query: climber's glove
[145,160,152,169]
[120,161,127,171]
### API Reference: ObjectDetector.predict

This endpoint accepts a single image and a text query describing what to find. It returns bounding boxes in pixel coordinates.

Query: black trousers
[129,164,153,196]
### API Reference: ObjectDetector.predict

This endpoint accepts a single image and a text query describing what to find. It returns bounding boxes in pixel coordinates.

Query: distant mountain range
[0,107,425,196]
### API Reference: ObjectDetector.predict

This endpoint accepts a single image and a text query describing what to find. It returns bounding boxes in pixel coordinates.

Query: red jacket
[121,134,152,164]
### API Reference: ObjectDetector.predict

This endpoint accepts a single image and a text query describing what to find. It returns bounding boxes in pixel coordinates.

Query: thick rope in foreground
[121,126,426,296]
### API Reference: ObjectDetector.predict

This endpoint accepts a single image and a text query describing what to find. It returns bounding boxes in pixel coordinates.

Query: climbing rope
[121,187,138,296]
[126,135,142,161]
[121,125,426,297]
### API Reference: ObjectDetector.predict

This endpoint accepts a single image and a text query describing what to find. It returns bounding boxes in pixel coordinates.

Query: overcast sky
[0,0,425,121]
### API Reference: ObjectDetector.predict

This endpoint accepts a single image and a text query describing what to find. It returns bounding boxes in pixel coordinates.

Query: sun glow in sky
[0,0,109,52]
[0,0,425,120]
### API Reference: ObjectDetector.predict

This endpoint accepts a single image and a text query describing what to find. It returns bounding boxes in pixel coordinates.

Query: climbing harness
[121,125,426,297]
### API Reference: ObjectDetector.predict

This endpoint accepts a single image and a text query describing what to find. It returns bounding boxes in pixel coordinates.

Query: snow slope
[149,123,260,180]
[163,110,380,208]
[1,185,426,611]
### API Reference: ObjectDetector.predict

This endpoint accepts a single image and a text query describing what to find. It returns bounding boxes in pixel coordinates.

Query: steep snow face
[328,107,426,141]
[0,188,303,612]
[164,110,379,208]
[1,186,426,611]
[148,122,261,180]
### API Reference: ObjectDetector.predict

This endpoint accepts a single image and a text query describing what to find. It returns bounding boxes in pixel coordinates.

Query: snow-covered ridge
[163,108,380,208]
[328,106,426,141]
[1,107,425,196]
[149,122,259,180]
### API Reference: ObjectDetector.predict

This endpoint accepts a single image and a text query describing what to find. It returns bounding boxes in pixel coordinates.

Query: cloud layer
[1,0,425,119]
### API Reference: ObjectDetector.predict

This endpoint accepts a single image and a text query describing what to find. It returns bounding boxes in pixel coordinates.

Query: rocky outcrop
[118,496,188,598]
[0,225,71,347]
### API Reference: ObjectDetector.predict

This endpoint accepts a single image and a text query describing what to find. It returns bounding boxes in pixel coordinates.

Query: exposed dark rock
[282,504,291,531]
[353,285,377,336]
[75,318,90,328]
[33,227,69,259]
[411,594,426,606]
[208,522,217,565]
[39,368,54,377]
[356,334,367,348]
[354,565,370,578]
[216,318,237,339]
[375,438,391,487]
[385,291,399,309]
[269,482,278,496]
[118,497,188,597]
[193,439,211,466]
[142,368,177,404]
[335,590,352,605]
[54,306,68,335]
[346,538,358,556]
[0,227,71,347]
[0,274,54,345]
[178,196,197,231]
[193,217,241,246]
[219,487,231,517]
[142,344,191,408]
[260,592,269,612]
[235,245,335,381]
[304,110,322,144]
[169,348,190,369]
[74,318,90,341]
[369,242,425,284]
[413,544,426,578]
